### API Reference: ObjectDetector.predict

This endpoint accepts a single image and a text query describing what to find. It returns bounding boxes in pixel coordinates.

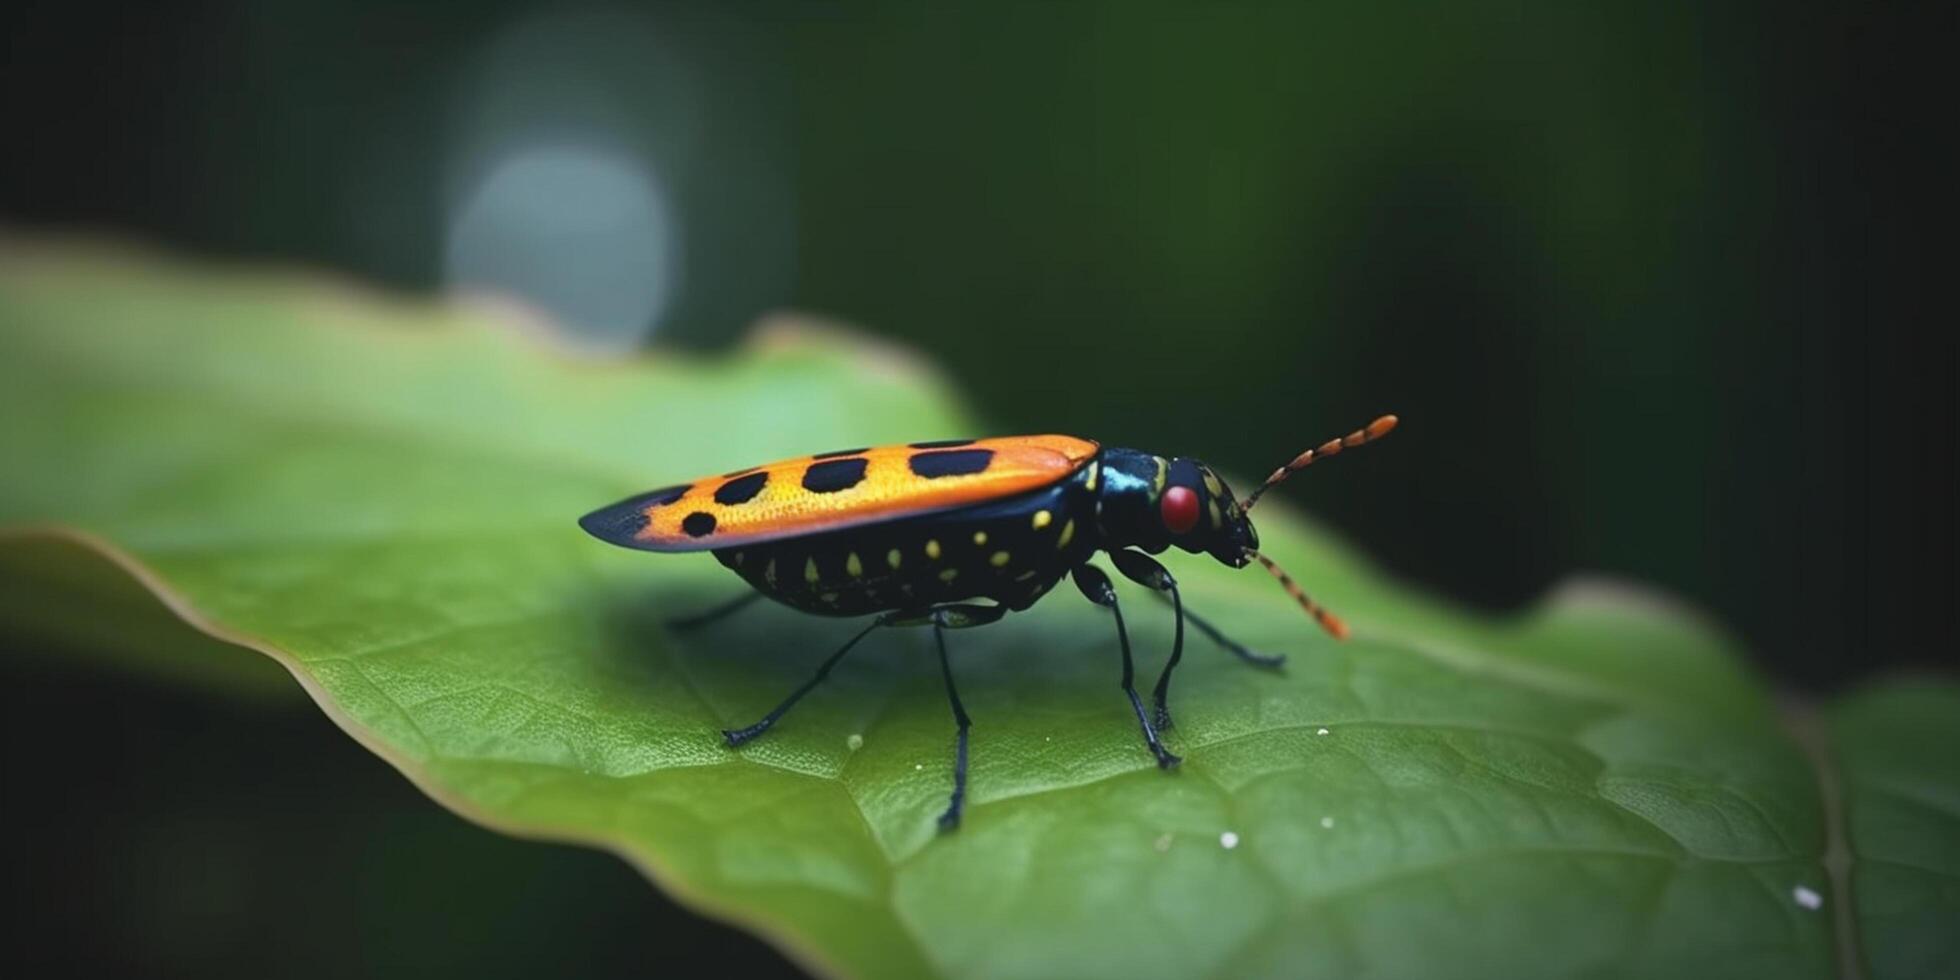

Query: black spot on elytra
[714,471,769,505]
[812,447,869,459]
[909,449,995,478]
[637,485,689,507]
[802,457,869,493]
[909,438,975,449]
[682,512,717,537]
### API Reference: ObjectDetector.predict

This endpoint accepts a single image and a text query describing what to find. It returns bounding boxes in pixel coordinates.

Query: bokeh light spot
[444,142,677,352]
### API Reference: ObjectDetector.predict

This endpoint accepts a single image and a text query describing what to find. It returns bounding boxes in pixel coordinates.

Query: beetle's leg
[1108,549,1184,731]
[887,603,1004,830]
[667,591,764,632]
[931,615,972,831]
[1149,594,1287,670]
[722,615,887,747]
[1071,563,1180,769]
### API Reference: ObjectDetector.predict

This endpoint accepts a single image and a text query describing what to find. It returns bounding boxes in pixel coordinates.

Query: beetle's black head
[1089,448,1257,567]
[1090,417,1400,642]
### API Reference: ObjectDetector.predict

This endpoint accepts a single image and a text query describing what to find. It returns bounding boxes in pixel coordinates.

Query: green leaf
[1,239,1950,979]
[1828,682,1960,980]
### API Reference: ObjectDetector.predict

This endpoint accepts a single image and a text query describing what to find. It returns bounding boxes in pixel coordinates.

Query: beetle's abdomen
[713,477,1097,616]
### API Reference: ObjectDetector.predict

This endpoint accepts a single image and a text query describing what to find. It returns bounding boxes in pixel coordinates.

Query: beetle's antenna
[1241,414,1398,512]
[1249,550,1350,640]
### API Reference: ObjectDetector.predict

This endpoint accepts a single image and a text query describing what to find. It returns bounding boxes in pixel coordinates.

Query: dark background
[3,2,1950,977]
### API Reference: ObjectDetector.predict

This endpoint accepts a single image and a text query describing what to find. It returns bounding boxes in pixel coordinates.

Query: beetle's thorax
[1089,448,1257,567]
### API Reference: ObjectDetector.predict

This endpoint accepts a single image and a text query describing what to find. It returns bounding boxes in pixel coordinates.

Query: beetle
[579,415,1397,830]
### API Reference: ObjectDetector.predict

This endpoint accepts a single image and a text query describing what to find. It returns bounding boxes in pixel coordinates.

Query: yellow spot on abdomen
[1084,461,1100,491]
[887,548,902,570]
[1032,509,1052,530]
[804,557,820,585]
[972,530,988,546]
[938,568,960,583]
[990,551,1012,567]
[846,552,863,577]
[926,539,942,560]
[1057,519,1076,549]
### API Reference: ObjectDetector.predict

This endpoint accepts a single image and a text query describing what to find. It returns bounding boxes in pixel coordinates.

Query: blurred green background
[2,1,1948,977]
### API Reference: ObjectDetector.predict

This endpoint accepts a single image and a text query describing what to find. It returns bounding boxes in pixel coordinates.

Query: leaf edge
[0,524,868,980]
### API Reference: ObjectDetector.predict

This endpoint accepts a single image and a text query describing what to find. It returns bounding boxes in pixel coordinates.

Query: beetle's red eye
[1160,486,1200,534]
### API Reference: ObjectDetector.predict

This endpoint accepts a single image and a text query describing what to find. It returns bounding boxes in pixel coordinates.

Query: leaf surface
[6,240,1946,979]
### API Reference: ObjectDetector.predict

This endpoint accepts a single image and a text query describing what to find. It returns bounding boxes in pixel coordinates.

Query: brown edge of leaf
[0,529,858,980]
[0,525,854,980]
